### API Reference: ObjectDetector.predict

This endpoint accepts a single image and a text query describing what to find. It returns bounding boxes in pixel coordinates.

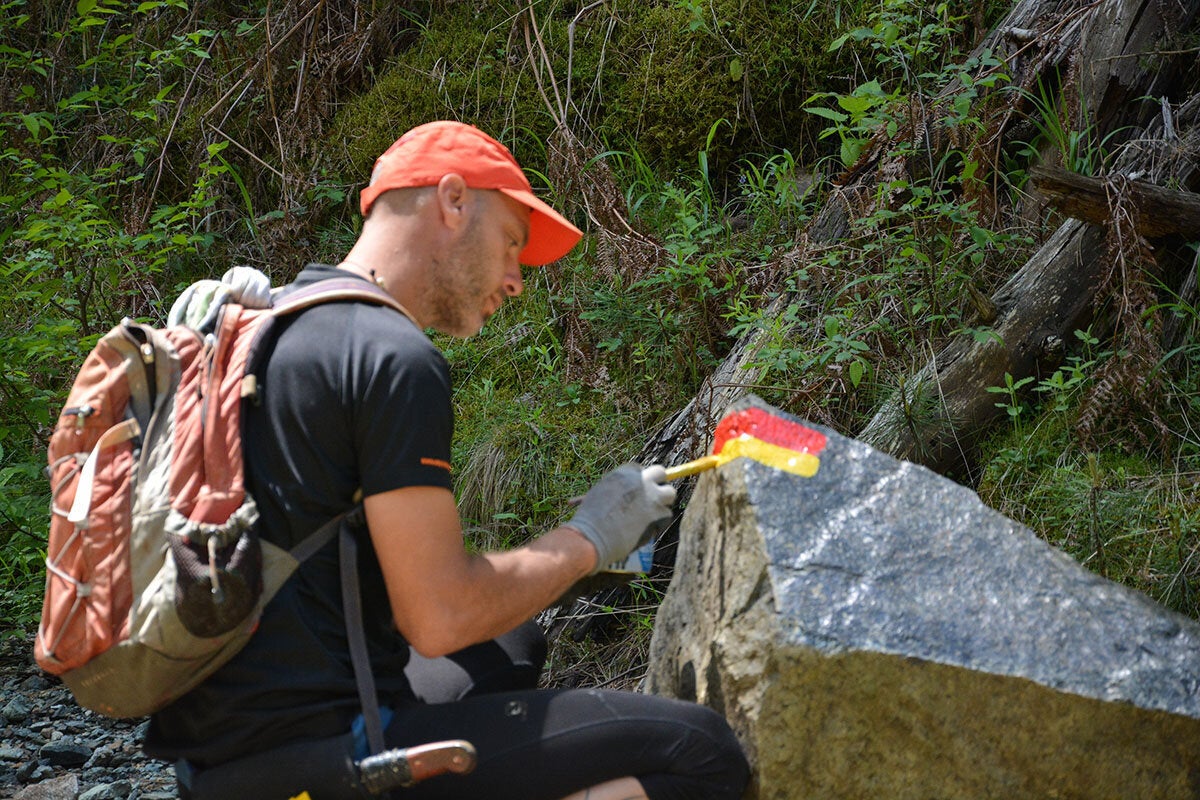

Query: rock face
[645,396,1200,799]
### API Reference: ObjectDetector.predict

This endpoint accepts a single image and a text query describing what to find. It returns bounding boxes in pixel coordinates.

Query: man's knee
[657,700,750,797]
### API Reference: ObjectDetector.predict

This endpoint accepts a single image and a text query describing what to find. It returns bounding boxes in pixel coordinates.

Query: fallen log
[857,218,1104,473]
[1030,165,1200,238]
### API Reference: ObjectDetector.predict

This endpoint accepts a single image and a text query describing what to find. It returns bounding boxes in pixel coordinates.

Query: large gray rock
[646,396,1200,799]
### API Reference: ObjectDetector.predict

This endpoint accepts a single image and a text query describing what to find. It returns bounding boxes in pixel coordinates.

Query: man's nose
[503,264,524,297]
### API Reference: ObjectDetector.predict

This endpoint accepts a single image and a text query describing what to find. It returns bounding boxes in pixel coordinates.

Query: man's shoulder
[279,266,433,349]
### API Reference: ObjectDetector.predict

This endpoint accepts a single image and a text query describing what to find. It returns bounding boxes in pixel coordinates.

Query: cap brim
[499,188,583,266]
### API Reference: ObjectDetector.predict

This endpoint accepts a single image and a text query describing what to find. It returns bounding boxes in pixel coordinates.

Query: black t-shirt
[144,265,454,767]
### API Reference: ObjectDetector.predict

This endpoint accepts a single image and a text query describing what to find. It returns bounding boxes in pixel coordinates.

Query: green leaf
[827,32,850,52]
[848,359,865,388]
[729,58,742,82]
[804,106,847,123]
[76,0,97,16]
[837,94,876,115]
[855,80,885,98]
[840,138,863,167]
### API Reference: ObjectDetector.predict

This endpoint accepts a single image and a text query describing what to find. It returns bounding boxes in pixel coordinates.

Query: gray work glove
[566,463,677,574]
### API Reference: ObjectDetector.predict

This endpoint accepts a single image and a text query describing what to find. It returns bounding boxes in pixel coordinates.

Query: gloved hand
[566,463,676,574]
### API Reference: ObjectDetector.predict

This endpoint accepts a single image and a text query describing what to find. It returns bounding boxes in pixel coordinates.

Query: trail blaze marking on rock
[664,408,828,480]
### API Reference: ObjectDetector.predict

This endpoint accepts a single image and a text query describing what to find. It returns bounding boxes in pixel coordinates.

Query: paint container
[608,539,655,574]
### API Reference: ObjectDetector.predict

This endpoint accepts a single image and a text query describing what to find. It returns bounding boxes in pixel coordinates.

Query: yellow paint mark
[722,435,821,476]
[289,793,312,800]
[664,435,821,481]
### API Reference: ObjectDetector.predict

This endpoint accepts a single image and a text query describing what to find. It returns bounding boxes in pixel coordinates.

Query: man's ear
[435,174,469,231]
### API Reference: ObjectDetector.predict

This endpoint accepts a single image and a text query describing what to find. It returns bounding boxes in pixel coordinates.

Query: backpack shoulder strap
[339,520,385,755]
[270,278,418,326]
[286,505,384,755]
[239,277,420,406]
[246,280,398,753]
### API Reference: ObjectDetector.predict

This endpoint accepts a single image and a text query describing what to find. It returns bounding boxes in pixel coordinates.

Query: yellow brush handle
[663,455,723,481]
[569,455,727,506]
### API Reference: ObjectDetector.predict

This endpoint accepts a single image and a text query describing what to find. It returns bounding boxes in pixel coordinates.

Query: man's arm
[364,485,596,658]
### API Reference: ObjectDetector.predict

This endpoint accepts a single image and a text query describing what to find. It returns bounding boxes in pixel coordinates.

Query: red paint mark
[711,407,827,456]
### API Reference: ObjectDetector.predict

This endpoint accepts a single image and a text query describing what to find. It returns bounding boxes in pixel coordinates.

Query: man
[146,121,749,800]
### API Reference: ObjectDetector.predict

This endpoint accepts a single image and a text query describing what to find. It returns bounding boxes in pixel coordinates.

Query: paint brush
[579,407,828,577]
[569,408,827,506]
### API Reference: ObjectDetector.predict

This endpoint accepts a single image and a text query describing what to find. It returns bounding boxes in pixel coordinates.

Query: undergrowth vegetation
[1,0,1198,699]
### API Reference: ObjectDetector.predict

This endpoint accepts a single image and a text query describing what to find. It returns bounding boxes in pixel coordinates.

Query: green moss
[331,0,872,189]
[597,0,857,175]
[329,3,554,185]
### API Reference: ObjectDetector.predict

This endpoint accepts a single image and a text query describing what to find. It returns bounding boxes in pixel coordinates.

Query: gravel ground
[0,634,176,800]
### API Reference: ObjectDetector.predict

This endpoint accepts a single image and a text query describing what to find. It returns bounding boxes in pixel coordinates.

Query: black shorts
[179,622,749,800]
[377,622,749,800]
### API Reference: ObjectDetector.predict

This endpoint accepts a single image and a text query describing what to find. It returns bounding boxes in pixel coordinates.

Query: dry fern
[1075,175,1170,451]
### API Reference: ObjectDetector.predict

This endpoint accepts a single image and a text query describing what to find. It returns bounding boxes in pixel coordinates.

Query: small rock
[0,746,25,761]
[80,779,134,800]
[2,696,31,723]
[20,675,51,692]
[13,773,79,800]
[41,738,92,767]
[12,727,44,744]
[84,745,113,768]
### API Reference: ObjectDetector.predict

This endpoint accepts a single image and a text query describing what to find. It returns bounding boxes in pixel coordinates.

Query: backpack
[35,268,414,721]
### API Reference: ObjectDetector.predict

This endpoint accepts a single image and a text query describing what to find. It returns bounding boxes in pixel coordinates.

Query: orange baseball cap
[360,121,583,266]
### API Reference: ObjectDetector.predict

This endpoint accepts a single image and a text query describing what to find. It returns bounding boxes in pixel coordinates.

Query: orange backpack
[36,269,413,718]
